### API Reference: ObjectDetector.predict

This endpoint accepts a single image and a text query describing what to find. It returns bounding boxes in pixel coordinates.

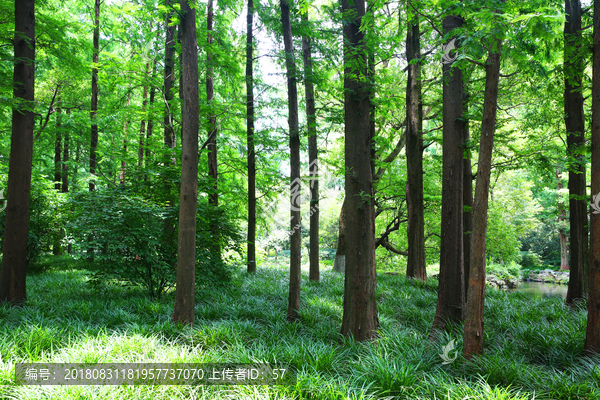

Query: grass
[0,256,598,399]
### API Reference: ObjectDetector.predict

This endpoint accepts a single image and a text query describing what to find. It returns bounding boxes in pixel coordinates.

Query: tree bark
[564,0,587,306]
[54,108,62,191]
[586,0,600,353]
[464,35,502,358]
[405,0,426,281]
[557,172,570,270]
[0,0,35,305]
[145,61,156,173]
[207,0,220,258]
[90,0,100,192]
[463,84,472,300]
[280,0,302,323]
[172,0,199,326]
[340,0,379,341]
[432,13,465,333]
[302,11,319,282]
[164,1,177,151]
[246,0,256,273]
[120,91,131,184]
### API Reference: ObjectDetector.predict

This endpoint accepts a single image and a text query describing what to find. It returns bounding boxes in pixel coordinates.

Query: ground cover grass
[0,256,597,399]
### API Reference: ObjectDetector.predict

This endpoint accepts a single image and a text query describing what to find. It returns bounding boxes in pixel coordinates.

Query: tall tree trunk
[164,1,176,152]
[464,35,502,358]
[340,0,378,341]
[564,0,587,305]
[90,0,100,192]
[333,197,347,273]
[206,0,220,258]
[302,11,319,282]
[432,13,465,333]
[62,110,69,193]
[120,91,131,185]
[463,84,472,300]
[0,0,35,305]
[138,63,149,169]
[172,0,199,325]
[405,0,426,281]
[280,0,302,323]
[145,61,156,173]
[246,0,257,273]
[586,0,600,353]
[54,108,62,191]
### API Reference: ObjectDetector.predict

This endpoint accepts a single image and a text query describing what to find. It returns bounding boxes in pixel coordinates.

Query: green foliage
[520,250,543,270]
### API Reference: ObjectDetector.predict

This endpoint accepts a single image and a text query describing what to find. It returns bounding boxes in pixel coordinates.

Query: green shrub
[520,250,543,269]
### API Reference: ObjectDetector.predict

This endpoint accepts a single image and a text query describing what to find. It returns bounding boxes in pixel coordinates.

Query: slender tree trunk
[432,13,465,333]
[464,35,502,358]
[164,2,177,151]
[340,0,378,341]
[0,0,35,305]
[586,0,600,353]
[247,0,257,273]
[564,0,587,305]
[138,63,149,169]
[172,0,199,325]
[333,197,347,273]
[90,0,100,192]
[145,61,156,173]
[280,0,302,323]
[206,0,220,258]
[405,0,426,281]
[120,91,131,185]
[62,109,69,193]
[54,108,62,191]
[463,84,472,300]
[302,12,319,282]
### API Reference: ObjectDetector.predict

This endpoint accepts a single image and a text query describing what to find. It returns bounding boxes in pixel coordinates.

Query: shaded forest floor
[0,257,598,399]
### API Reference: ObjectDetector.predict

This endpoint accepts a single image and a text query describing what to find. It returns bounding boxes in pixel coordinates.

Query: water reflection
[510,281,568,299]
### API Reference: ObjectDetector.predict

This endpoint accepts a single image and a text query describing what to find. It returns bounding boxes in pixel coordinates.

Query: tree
[405,0,426,281]
[302,11,319,282]
[340,0,378,341]
[206,0,220,258]
[246,0,256,273]
[586,0,600,353]
[90,0,100,192]
[280,0,302,322]
[0,0,35,304]
[464,25,502,358]
[432,11,466,332]
[172,0,199,325]
[564,0,587,306]
[163,0,176,151]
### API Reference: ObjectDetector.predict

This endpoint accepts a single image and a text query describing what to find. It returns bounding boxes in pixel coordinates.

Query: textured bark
[90,0,99,192]
[172,0,199,325]
[138,63,149,169]
[246,0,256,273]
[564,0,587,306]
[302,12,319,282]
[586,0,600,353]
[206,0,220,258]
[464,37,502,358]
[333,197,347,273]
[340,0,379,341]
[405,1,426,281]
[280,0,302,323]
[432,14,465,332]
[0,0,35,304]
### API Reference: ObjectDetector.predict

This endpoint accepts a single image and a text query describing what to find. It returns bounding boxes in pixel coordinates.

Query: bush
[520,251,542,269]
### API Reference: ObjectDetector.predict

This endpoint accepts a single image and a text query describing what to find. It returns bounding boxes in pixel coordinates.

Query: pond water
[509,281,568,299]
